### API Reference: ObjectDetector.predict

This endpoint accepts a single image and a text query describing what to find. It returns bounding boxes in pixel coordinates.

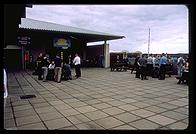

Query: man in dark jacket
[63,63,72,80]
[159,53,168,80]
[36,53,43,80]
[138,55,148,80]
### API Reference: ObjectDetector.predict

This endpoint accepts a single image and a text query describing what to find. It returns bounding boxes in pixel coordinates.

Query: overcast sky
[26,5,189,54]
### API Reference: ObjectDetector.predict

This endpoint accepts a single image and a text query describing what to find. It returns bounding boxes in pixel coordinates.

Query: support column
[103,40,110,68]
[21,46,25,70]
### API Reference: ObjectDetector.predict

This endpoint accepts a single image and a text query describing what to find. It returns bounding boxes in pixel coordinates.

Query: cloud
[26,5,189,54]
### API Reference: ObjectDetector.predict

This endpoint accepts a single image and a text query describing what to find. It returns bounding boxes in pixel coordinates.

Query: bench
[111,62,129,72]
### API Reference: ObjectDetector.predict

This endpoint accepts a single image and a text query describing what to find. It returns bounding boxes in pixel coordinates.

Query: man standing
[177,56,185,78]
[54,54,63,83]
[42,56,50,82]
[147,54,153,77]
[37,53,43,80]
[137,55,148,80]
[73,53,81,78]
[159,53,168,80]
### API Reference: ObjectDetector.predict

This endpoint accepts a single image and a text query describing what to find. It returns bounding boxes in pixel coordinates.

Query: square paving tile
[147,115,176,126]
[39,91,51,95]
[84,99,102,105]
[167,121,188,130]
[59,109,80,117]
[131,101,151,108]
[44,118,72,129]
[4,119,16,128]
[118,104,139,111]
[106,100,126,106]
[43,96,58,101]
[173,107,188,115]
[131,96,147,101]
[144,105,168,113]
[49,100,65,105]
[35,106,57,114]
[32,102,50,108]
[181,118,189,124]
[62,98,80,103]
[39,111,64,121]
[92,103,112,109]
[53,103,72,110]
[84,110,109,120]
[130,109,156,118]
[154,97,174,103]
[143,99,162,105]
[4,112,14,120]
[58,125,78,130]
[14,109,37,118]
[129,119,161,129]
[111,124,137,130]
[98,97,115,102]
[167,100,188,107]
[120,98,137,103]
[75,121,104,129]
[94,116,125,129]
[12,100,30,106]
[29,98,46,104]
[4,107,13,113]
[157,102,179,110]
[68,101,88,108]
[160,111,187,120]
[102,107,125,116]
[18,122,46,130]
[66,114,91,124]
[13,105,33,111]
[157,126,171,130]
[114,112,141,123]
[75,106,97,114]
[16,115,41,126]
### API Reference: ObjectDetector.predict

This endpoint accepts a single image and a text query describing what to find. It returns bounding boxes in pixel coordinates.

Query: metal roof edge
[19,18,125,38]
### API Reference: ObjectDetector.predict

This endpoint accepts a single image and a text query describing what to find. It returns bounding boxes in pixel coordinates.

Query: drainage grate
[20,95,36,99]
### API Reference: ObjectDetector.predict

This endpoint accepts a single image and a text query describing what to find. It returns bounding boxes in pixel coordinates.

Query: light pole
[148,28,150,57]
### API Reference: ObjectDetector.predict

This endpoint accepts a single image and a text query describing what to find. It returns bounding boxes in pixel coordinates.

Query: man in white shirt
[73,53,81,78]
[147,54,153,76]
[4,69,8,108]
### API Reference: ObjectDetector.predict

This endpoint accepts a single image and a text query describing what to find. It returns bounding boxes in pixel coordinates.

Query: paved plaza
[4,68,189,130]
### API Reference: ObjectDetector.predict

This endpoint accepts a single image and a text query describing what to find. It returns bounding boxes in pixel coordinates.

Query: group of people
[133,53,189,82]
[134,53,168,80]
[35,53,81,83]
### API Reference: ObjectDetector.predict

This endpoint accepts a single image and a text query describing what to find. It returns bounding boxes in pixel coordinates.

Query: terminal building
[4,4,124,71]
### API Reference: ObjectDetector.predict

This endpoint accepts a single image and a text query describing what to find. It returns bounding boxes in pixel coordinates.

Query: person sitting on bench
[62,62,72,80]
[47,61,55,80]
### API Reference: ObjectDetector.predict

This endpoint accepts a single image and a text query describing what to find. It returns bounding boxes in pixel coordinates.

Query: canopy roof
[19,18,125,42]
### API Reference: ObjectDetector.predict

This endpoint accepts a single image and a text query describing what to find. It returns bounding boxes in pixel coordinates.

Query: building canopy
[19,18,125,43]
